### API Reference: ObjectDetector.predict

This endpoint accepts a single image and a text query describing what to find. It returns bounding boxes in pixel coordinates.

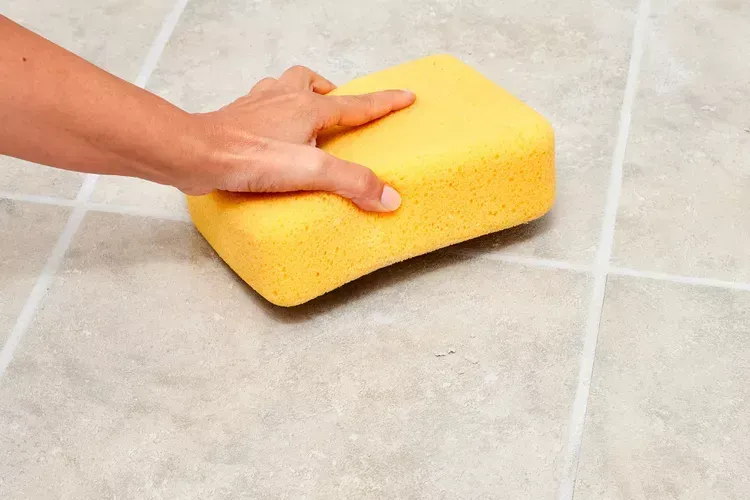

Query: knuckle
[248,136,270,154]
[246,169,277,192]
[352,168,380,196]
[292,91,313,106]
[293,92,321,122]
[311,150,331,176]
[358,94,379,119]
[288,64,309,74]
[251,77,276,91]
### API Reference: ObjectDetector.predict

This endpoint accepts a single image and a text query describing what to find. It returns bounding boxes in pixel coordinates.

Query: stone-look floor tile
[90,176,188,215]
[0,213,589,499]
[612,0,750,281]
[0,158,84,199]
[575,276,750,499]
[4,0,178,81]
[148,0,639,264]
[0,200,71,345]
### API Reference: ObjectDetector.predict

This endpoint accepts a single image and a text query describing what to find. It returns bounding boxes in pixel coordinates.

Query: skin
[0,15,416,212]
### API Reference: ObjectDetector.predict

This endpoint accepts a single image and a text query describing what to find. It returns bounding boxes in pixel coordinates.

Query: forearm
[0,15,203,186]
[0,14,412,210]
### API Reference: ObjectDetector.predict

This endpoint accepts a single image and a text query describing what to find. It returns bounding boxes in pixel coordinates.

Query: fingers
[311,151,401,212]
[250,77,277,94]
[279,65,336,94]
[228,139,401,212]
[319,90,416,128]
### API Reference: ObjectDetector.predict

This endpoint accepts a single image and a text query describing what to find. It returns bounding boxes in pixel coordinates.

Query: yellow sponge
[187,54,555,306]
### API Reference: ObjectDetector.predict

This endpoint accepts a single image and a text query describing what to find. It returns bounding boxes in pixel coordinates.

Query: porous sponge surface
[187,54,555,306]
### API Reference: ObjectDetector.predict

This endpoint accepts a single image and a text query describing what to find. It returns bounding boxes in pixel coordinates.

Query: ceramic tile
[611,0,750,281]
[90,176,188,215]
[0,213,589,499]
[0,158,84,199]
[148,0,640,264]
[4,0,178,82]
[575,276,750,499]
[0,200,71,346]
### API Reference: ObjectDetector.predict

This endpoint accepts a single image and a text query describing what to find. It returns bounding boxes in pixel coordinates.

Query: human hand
[0,19,413,213]
[184,66,415,212]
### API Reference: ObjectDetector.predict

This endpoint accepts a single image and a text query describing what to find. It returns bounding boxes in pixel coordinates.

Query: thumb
[226,139,402,213]
[313,151,402,212]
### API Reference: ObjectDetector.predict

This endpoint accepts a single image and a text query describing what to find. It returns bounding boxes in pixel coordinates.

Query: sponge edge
[187,54,555,307]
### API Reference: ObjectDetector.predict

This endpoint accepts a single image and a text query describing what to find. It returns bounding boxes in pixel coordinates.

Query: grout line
[0,192,189,221]
[86,202,191,222]
[0,0,189,382]
[75,174,99,202]
[134,0,189,88]
[0,192,78,207]
[0,208,87,377]
[609,267,750,292]
[556,0,651,498]
[4,187,749,292]
[455,249,592,273]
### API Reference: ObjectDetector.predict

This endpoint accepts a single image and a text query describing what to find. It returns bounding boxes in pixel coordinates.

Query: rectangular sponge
[187,55,555,307]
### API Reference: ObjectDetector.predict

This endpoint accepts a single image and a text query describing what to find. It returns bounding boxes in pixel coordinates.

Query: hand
[184,65,415,212]
[0,17,414,212]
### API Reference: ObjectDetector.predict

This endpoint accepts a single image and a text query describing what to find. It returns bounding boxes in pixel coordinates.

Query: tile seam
[0,0,191,380]
[556,0,652,497]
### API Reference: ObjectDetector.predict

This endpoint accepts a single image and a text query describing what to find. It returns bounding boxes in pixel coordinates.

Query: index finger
[320,90,416,128]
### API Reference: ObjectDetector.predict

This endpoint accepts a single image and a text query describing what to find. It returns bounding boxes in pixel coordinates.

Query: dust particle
[434,348,456,357]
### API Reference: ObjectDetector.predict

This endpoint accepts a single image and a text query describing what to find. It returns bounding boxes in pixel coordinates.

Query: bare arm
[0,15,413,211]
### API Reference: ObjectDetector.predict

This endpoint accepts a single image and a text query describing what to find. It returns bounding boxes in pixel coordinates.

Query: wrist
[127,106,223,195]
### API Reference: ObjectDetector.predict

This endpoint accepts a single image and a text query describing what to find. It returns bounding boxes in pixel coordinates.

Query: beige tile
[148,0,640,264]
[0,213,588,499]
[0,200,71,345]
[575,276,750,499]
[0,157,84,199]
[4,0,177,82]
[612,0,750,281]
[90,176,188,215]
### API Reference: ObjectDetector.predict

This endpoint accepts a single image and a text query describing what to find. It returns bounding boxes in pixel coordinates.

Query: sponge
[187,54,555,306]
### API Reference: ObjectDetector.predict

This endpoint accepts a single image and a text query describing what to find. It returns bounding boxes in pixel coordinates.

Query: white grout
[0,192,77,207]
[4,188,750,293]
[134,0,189,89]
[610,267,750,292]
[0,207,87,376]
[556,0,651,498]
[456,249,592,273]
[85,202,191,222]
[0,0,189,382]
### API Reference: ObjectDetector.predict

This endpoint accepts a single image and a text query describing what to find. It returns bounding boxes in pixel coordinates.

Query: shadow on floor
[241,215,553,324]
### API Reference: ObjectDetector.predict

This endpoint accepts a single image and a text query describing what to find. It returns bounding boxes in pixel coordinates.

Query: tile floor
[1,0,748,498]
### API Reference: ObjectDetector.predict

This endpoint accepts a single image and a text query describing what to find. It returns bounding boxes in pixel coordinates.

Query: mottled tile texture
[2,0,750,498]
[0,157,83,199]
[4,0,176,81]
[0,201,70,345]
[575,277,750,499]
[612,0,750,280]
[90,176,188,215]
[0,214,588,499]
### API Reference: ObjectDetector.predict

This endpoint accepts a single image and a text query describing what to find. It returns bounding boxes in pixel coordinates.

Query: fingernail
[404,90,416,100]
[380,185,402,211]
